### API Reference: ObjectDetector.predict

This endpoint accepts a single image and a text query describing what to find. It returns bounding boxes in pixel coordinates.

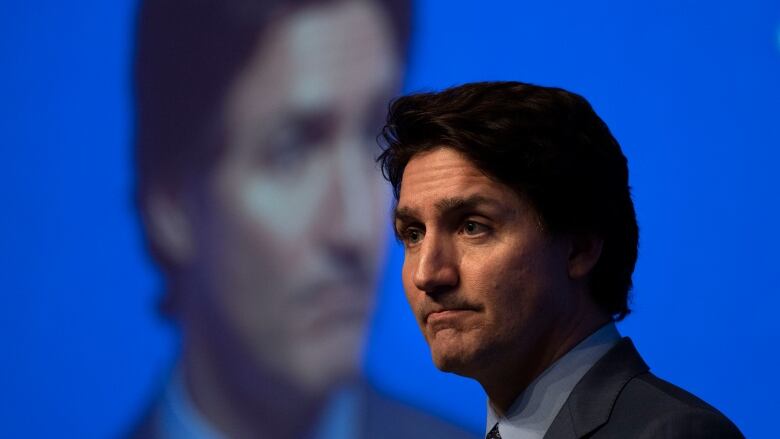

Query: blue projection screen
[1,1,778,438]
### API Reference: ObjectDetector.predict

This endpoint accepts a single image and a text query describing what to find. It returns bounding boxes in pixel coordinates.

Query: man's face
[395,148,578,379]
[179,0,400,395]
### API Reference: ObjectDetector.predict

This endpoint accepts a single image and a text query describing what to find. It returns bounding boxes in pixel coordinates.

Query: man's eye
[403,228,424,245]
[462,221,488,236]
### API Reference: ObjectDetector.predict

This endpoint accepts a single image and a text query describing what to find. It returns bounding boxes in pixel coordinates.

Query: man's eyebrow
[392,206,420,241]
[393,195,502,226]
[434,195,501,215]
[393,206,420,225]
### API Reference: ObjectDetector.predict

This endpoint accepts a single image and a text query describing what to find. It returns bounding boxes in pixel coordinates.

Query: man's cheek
[401,266,418,313]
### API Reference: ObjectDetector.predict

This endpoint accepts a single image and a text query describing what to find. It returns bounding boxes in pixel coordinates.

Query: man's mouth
[424,308,478,331]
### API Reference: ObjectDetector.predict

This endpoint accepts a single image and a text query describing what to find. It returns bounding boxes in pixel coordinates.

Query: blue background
[2,0,779,437]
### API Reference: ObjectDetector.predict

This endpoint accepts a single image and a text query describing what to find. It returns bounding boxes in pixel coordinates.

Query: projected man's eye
[261,113,334,171]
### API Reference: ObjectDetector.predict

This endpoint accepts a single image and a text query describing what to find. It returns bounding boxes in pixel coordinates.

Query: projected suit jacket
[543,338,743,439]
[126,379,477,439]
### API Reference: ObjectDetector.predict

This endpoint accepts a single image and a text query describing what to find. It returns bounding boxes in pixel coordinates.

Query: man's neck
[481,311,611,416]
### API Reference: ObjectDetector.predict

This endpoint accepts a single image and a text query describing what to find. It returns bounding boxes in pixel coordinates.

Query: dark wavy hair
[377,81,638,320]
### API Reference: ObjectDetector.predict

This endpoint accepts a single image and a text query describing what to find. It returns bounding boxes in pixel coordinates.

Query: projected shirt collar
[157,368,360,439]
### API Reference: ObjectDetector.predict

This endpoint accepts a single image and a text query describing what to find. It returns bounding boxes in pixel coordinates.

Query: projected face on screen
[177,0,400,395]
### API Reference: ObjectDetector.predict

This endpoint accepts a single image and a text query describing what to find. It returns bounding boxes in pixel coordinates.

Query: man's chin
[429,349,472,374]
[427,334,480,377]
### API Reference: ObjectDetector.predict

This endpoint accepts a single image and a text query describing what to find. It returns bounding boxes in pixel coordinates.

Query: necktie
[486,423,501,439]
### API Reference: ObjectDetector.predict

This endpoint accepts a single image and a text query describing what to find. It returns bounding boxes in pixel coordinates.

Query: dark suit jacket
[544,338,743,439]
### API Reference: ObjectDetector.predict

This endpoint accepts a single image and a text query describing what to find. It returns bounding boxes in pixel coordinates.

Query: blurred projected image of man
[379,82,744,439]
[129,0,474,438]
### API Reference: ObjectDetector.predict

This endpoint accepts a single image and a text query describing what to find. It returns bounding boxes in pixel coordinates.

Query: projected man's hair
[133,0,411,276]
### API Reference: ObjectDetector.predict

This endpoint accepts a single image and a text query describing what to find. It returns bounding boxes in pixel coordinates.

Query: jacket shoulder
[597,372,743,438]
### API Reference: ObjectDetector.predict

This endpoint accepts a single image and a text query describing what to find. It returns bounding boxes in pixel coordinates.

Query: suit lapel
[544,338,649,439]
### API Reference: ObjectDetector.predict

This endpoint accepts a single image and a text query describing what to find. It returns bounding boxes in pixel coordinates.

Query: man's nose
[412,233,459,295]
[329,137,376,241]
[317,137,378,259]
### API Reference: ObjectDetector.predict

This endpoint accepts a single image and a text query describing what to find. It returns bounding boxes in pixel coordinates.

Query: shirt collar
[309,385,360,439]
[158,368,225,439]
[485,322,621,439]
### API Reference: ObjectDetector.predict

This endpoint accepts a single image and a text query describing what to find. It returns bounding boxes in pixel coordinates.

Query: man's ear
[568,233,604,280]
[141,191,195,266]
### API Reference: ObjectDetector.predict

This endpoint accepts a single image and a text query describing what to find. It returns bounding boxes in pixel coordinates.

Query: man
[378,81,743,438]
[129,0,474,437]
